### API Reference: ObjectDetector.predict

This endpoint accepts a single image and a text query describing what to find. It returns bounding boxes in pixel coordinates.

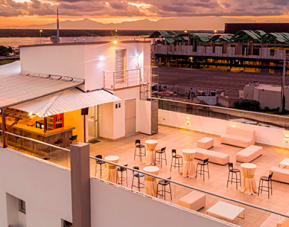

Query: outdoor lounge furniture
[195,148,230,165]
[227,162,241,189]
[260,210,289,227]
[177,191,206,211]
[236,145,263,163]
[269,167,289,184]
[258,172,273,199]
[221,126,255,148]
[197,137,214,149]
[196,158,210,181]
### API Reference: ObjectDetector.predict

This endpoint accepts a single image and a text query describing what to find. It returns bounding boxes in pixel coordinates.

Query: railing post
[103,71,105,89]
[127,70,129,87]
[70,142,91,227]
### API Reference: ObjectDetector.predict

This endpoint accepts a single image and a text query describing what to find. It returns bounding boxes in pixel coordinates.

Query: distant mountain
[7,17,255,30]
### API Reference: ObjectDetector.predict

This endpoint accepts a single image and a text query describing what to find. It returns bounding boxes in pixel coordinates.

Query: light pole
[40,29,43,44]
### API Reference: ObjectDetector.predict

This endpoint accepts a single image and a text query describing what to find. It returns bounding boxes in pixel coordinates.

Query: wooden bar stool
[170,149,183,172]
[226,162,241,189]
[258,172,273,198]
[196,158,210,181]
[157,177,172,200]
[131,166,145,192]
[94,155,105,178]
[134,140,146,161]
[156,147,167,168]
[118,164,128,186]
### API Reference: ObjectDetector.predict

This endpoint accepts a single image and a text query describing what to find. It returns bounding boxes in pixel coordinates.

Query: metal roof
[0,73,84,108]
[13,88,121,117]
[190,33,214,42]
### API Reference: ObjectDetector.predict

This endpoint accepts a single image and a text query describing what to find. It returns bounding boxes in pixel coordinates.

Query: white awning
[0,73,84,108]
[13,88,121,117]
[0,61,21,78]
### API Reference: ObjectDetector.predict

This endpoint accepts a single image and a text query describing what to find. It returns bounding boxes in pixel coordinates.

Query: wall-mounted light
[99,56,105,61]
[285,134,289,143]
[232,125,236,128]
[186,117,190,125]
[113,40,118,44]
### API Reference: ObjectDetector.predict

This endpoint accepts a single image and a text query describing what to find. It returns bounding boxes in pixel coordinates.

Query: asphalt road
[158,67,287,98]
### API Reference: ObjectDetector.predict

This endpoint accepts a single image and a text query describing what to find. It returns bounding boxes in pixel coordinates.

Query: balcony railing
[103,68,142,90]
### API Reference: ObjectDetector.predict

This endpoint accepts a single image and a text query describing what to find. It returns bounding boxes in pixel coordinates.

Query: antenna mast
[57,7,60,43]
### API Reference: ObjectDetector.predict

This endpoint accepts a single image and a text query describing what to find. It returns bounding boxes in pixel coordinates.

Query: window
[19,199,26,214]
[62,220,72,227]
[115,49,127,83]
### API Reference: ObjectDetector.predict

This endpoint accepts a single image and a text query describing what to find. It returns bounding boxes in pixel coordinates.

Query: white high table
[143,166,159,197]
[180,149,196,178]
[145,140,158,166]
[102,156,119,184]
[207,201,245,223]
[240,163,257,195]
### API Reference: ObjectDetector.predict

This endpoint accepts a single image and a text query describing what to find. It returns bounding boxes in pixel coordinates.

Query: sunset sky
[1,0,289,29]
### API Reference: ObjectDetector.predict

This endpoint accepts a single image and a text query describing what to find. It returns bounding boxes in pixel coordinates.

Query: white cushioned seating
[178,191,206,211]
[236,145,263,163]
[260,210,289,227]
[270,167,289,184]
[221,126,255,148]
[197,137,214,149]
[195,148,230,165]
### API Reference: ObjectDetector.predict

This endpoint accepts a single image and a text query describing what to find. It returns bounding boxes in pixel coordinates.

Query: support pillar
[1,109,7,148]
[70,142,91,227]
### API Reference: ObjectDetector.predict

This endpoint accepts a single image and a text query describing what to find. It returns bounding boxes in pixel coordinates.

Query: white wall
[98,102,114,139]
[159,109,289,149]
[20,41,151,91]
[139,100,152,135]
[90,178,233,227]
[0,148,72,227]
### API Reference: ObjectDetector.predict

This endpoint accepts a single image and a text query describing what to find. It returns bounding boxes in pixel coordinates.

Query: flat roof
[19,40,151,48]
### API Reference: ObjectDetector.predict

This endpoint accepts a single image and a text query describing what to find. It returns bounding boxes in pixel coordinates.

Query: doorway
[125,99,136,137]
[88,105,98,141]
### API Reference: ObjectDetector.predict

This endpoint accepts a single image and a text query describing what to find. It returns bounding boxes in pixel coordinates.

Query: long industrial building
[150,30,289,74]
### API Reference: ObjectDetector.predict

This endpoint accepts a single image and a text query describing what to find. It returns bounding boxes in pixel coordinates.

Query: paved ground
[159,67,288,99]
[42,125,289,227]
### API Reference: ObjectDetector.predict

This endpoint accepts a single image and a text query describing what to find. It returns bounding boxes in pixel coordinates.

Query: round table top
[182,149,196,154]
[105,155,119,161]
[145,140,158,144]
[143,166,159,173]
[241,163,257,169]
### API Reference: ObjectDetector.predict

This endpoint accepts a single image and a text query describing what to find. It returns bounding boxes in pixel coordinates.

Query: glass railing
[2,130,289,226]
[157,98,289,129]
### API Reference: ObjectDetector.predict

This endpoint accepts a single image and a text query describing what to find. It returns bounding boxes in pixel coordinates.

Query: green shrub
[234,100,260,111]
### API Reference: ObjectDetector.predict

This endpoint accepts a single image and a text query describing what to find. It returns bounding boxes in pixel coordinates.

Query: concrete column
[70,142,91,227]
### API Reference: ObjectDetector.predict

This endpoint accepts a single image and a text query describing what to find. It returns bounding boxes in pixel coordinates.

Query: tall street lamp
[40,29,43,44]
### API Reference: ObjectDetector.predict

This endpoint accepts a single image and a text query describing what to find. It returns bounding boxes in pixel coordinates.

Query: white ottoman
[197,137,214,149]
[236,145,262,163]
[178,191,206,211]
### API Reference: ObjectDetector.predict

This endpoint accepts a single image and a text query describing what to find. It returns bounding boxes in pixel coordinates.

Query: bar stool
[170,149,183,172]
[157,177,172,200]
[226,162,241,189]
[118,164,128,186]
[95,155,105,178]
[156,147,167,168]
[131,166,145,192]
[52,138,63,158]
[258,172,273,199]
[134,140,146,161]
[69,135,78,144]
[196,158,210,181]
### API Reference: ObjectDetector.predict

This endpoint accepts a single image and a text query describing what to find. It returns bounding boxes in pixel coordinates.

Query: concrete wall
[0,148,234,227]
[20,41,151,91]
[0,148,72,227]
[98,102,114,139]
[90,178,233,227]
[159,109,289,149]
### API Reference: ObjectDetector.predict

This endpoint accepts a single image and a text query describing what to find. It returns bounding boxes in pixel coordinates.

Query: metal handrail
[91,155,289,219]
[2,130,287,219]
[156,97,289,120]
[0,130,70,152]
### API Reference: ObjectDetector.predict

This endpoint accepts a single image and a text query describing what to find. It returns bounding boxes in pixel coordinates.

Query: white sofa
[178,191,206,211]
[195,148,230,165]
[270,167,289,184]
[260,210,289,227]
[221,126,255,148]
[236,145,262,163]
